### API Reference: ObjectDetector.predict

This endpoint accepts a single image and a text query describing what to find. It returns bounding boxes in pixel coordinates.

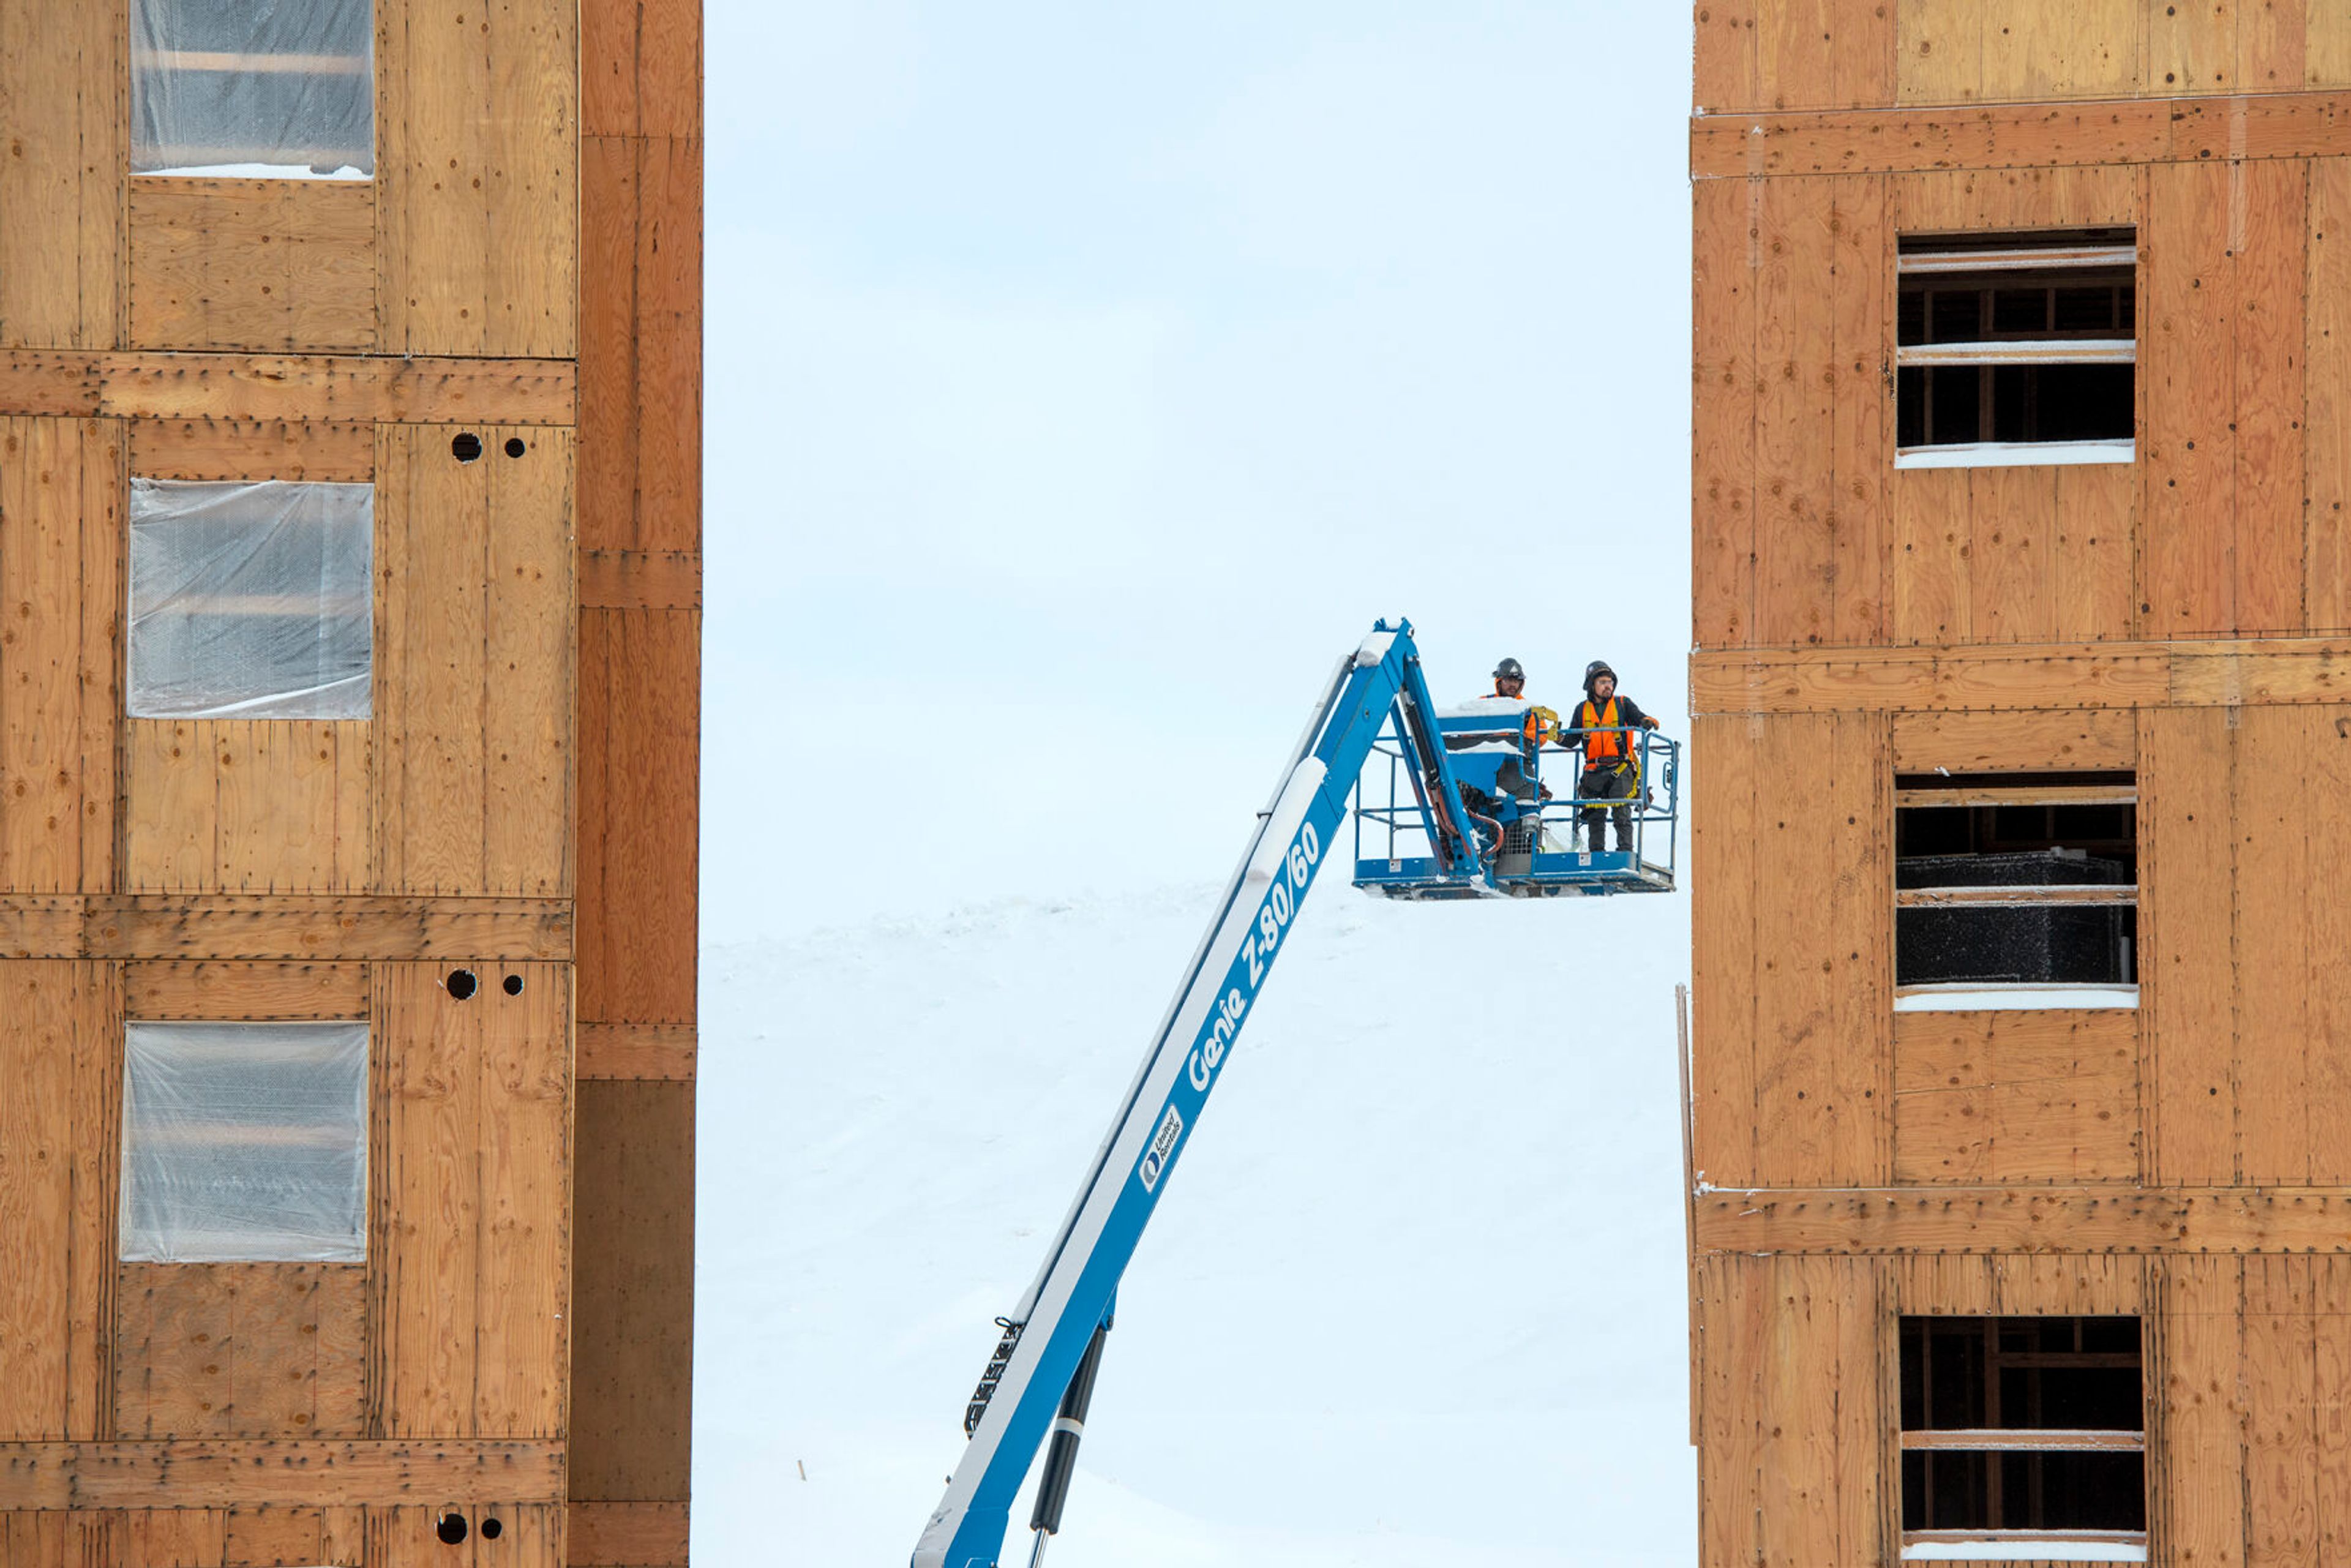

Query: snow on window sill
[1902,1540,2146,1563]
[137,162,371,181]
[1895,439,2136,470]
[1894,984,2139,1013]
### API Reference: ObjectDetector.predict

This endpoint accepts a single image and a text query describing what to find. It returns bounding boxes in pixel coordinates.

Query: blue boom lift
[911,618,1679,1568]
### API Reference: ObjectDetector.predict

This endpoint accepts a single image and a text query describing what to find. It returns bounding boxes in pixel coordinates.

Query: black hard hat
[1584,659,1617,690]
[1493,657,1524,682]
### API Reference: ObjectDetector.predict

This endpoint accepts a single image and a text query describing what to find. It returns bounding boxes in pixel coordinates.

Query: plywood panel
[0,1441,566,1508]
[2303,711,2351,1184]
[2146,159,2241,637]
[2234,707,2311,1185]
[2312,5,2351,84]
[2243,1254,2320,1568]
[1891,465,1971,643]
[1693,176,1757,650]
[376,427,571,897]
[379,962,570,1442]
[124,720,371,895]
[1752,712,1888,1186]
[0,962,113,1442]
[472,964,570,1439]
[483,433,574,896]
[1895,0,1985,104]
[0,0,123,349]
[0,418,121,894]
[2235,158,2309,634]
[568,1501,689,1566]
[2150,0,2239,94]
[1892,162,2143,234]
[2050,463,2138,642]
[129,179,375,353]
[2241,0,2311,90]
[2162,1255,2248,1567]
[2306,159,2351,631]
[1828,174,1889,645]
[113,1264,367,1439]
[379,0,578,357]
[1690,715,1760,1190]
[0,350,574,426]
[124,961,369,1020]
[1752,177,1837,646]
[568,1081,692,1500]
[223,1504,367,1567]
[129,419,376,482]
[67,961,124,1444]
[2143,707,2238,1185]
[1699,1187,2351,1252]
[1891,708,2139,771]
[576,609,699,1024]
[1968,465,2058,643]
[1892,1010,2140,1182]
[1984,0,2145,100]
[1696,0,1761,112]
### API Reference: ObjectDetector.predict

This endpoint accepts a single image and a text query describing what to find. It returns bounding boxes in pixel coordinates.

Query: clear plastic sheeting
[132,0,375,177]
[129,478,373,720]
[119,1022,370,1264]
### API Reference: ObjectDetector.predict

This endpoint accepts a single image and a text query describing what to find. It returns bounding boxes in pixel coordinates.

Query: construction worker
[1483,658,1560,853]
[1565,659,1660,853]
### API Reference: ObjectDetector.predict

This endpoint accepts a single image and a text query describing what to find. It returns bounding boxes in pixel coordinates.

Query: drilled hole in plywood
[446,969,479,1000]
[503,437,527,458]
[502,973,524,996]
[437,1510,468,1544]
[451,432,483,462]
[479,1518,504,1540]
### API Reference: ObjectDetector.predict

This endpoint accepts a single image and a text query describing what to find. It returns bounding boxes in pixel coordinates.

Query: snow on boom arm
[912,618,1480,1568]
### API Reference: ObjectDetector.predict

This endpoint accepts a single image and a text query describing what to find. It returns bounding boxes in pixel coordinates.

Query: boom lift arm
[912,618,1482,1568]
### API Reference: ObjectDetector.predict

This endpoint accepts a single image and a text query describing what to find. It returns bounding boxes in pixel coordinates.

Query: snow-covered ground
[695,879,1697,1565]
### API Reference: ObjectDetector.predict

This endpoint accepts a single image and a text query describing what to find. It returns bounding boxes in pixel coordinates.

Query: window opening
[1897,229,2136,470]
[119,1021,369,1263]
[132,0,373,178]
[1894,771,2136,1010]
[1900,1316,2146,1562]
[128,478,373,721]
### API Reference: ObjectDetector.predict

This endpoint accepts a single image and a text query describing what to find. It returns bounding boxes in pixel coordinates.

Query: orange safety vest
[1577,697,1627,765]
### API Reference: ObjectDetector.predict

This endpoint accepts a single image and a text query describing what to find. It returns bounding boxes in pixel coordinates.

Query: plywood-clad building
[0,2,700,1565]
[1690,6,2351,1563]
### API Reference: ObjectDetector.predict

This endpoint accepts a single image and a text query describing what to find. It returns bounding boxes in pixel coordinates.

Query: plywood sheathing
[129,180,377,354]
[0,0,124,351]
[1695,2,2351,116]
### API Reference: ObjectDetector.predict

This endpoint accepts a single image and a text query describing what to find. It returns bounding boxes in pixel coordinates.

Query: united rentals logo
[1138,1104,1183,1191]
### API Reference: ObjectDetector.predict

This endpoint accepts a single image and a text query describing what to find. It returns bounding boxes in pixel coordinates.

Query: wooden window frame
[1893,773,2139,1012]
[1895,232,2139,470]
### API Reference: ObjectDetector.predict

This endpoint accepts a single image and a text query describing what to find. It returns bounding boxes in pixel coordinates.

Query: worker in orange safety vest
[1564,659,1660,853]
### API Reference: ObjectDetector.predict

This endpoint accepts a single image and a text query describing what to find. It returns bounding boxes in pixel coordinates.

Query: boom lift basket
[1350,698,1680,897]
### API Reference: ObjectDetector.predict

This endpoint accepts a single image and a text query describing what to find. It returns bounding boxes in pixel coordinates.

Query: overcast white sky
[703,4,1697,937]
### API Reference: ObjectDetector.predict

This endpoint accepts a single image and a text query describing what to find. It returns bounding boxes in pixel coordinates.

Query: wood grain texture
[1690,715,1761,1190]
[579,550,701,610]
[2143,705,2237,1184]
[1691,86,2351,179]
[129,180,375,353]
[81,896,569,961]
[576,609,698,1025]
[577,1023,696,1081]
[1692,176,1758,649]
[124,961,369,1020]
[1689,637,2351,713]
[0,418,122,895]
[113,1265,367,1439]
[124,721,372,895]
[1753,177,1839,646]
[1892,1010,2140,1182]
[129,419,375,483]
[0,351,573,426]
[2142,159,2238,638]
[378,963,569,1441]
[2162,1253,2248,1567]
[1889,708,2139,770]
[0,1441,567,1507]
[0,0,124,350]
[568,1500,688,1566]
[1696,1186,2351,1251]
[2307,157,2351,629]
[378,0,578,357]
[568,1081,692,1500]
[374,426,574,898]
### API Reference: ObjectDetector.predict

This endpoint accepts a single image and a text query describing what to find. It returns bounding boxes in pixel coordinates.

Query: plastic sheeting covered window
[119,1021,370,1263]
[129,478,373,720]
[132,0,374,177]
